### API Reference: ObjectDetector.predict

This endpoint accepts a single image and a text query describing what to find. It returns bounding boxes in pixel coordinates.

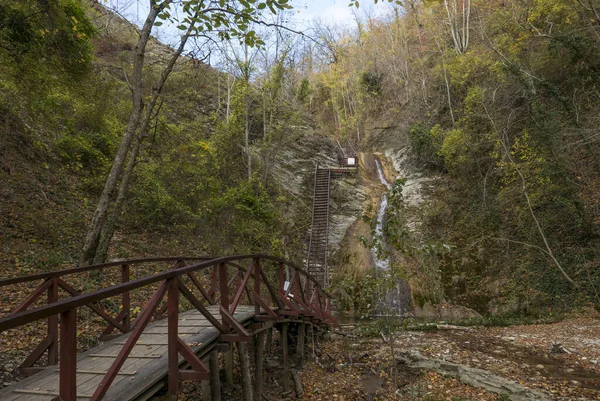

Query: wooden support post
[225,346,234,390]
[202,355,211,401]
[209,350,221,401]
[265,328,273,356]
[219,263,230,332]
[167,277,179,397]
[202,380,211,401]
[48,278,58,365]
[237,342,253,401]
[254,258,261,316]
[282,323,290,393]
[59,308,77,401]
[297,323,305,368]
[253,331,266,401]
[310,324,316,360]
[121,264,131,332]
[291,369,304,398]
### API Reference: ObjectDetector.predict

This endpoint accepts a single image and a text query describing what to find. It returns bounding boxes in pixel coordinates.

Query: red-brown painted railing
[0,255,335,401]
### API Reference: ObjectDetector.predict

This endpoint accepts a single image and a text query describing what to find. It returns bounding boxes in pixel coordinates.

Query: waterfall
[375,159,392,190]
[373,159,391,270]
[372,157,410,316]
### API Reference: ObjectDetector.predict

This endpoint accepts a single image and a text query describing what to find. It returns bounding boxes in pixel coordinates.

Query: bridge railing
[0,255,335,401]
[0,256,213,375]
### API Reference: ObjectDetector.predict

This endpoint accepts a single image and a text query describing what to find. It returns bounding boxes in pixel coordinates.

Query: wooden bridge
[0,256,335,401]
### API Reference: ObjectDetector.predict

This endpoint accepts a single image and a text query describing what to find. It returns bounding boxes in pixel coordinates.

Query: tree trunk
[80,2,165,266]
[244,43,252,181]
[245,91,252,180]
[441,51,455,125]
[238,342,253,401]
[93,134,143,264]
[92,21,196,264]
[444,0,470,54]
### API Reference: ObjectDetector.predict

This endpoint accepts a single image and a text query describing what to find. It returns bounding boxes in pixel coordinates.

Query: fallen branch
[332,330,357,338]
[436,324,475,331]
[262,392,278,401]
[396,350,549,401]
[406,323,475,331]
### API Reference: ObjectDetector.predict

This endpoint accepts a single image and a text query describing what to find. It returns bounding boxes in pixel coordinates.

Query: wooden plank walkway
[0,305,256,401]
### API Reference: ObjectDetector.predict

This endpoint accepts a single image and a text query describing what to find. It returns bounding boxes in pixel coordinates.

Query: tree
[81,0,292,265]
[444,0,470,54]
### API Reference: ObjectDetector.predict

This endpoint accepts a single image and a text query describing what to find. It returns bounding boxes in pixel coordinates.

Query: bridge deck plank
[0,305,255,401]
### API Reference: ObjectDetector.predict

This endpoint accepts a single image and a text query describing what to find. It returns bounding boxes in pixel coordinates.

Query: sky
[291,0,394,27]
[103,0,394,66]
[292,0,360,27]
[107,0,391,35]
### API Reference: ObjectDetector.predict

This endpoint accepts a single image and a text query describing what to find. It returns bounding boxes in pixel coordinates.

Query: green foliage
[297,78,311,104]
[159,0,292,47]
[548,34,600,81]
[129,161,196,227]
[436,127,470,174]
[0,0,95,77]
[56,131,112,173]
[353,317,406,337]
[408,123,440,167]
[0,0,102,164]
[331,268,379,316]
[359,70,383,95]
[213,178,279,251]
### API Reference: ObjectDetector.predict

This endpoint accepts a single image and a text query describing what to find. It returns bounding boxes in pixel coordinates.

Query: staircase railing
[306,162,319,279]
[305,163,332,288]
[324,168,331,287]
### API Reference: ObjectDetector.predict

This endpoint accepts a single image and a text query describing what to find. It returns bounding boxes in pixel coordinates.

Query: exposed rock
[434,302,483,320]
[382,147,438,210]
[265,359,281,370]
[329,177,367,252]
[270,132,367,254]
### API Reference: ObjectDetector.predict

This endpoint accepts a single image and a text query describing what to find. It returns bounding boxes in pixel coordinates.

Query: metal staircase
[306,164,332,288]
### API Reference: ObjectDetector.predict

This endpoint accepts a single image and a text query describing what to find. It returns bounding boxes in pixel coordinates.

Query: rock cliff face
[377,146,451,317]
[329,174,368,253]
[270,130,483,318]
[383,147,438,227]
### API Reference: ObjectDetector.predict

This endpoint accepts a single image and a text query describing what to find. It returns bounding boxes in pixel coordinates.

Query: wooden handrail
[0,256,214,287]
[0,254,331,331]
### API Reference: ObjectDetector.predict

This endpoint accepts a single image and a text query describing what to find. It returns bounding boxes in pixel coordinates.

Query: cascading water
[373,159,391,270]
[372,158,411,316]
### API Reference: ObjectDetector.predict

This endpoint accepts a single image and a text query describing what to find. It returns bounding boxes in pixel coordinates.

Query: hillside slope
[0,0,328,275]
[309,0,600,316]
